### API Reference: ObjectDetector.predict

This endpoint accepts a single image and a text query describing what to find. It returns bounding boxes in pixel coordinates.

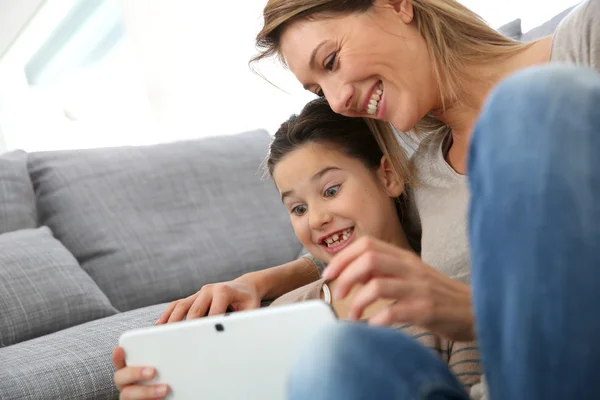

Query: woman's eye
[324,52,337,71]
[292,205,307,216]
[316,87,324,97]
[324,185,340,198]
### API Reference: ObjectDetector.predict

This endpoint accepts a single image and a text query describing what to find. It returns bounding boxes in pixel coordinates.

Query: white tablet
[119,300,337,400]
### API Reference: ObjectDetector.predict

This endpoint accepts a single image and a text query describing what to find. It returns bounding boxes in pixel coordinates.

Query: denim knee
[471,64,600,156]
[468,65,600,183]
[287,323,468,400]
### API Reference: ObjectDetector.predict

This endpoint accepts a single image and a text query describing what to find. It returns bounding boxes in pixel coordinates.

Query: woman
[114,0,600,398]
[249,0,600,399]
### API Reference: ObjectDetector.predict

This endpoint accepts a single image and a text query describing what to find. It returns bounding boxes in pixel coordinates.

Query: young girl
[113,98,481,399]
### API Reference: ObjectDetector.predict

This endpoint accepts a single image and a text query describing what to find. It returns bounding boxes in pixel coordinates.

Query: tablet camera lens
[215,323,225,332]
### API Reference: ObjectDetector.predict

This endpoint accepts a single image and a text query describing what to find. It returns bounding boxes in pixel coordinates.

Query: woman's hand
[112,347,169,400]
[155,278,262,324]
[323,237,475,341]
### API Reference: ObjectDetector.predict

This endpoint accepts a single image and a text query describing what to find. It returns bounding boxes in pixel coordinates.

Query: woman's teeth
[324,228,354,247]
[367,83,383,115]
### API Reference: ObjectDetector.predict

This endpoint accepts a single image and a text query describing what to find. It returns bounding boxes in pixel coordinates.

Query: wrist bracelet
[322,282,332,304]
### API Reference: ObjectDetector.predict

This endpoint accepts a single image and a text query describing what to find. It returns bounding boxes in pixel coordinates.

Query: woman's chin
[388,107,422,133]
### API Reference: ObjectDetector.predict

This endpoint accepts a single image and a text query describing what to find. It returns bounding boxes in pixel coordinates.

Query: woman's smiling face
[279,1,439,132]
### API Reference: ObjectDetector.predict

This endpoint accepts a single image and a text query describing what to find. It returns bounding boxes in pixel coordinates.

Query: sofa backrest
[497,5,577,41]
[27,129,301,311]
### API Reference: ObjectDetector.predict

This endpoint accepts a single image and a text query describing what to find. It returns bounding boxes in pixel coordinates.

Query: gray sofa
[0,129,303,399]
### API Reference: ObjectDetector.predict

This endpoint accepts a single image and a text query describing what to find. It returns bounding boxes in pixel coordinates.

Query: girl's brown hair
[267,98,388,177]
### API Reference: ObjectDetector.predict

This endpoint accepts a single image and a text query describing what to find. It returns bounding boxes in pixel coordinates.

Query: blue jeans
[287,64,600,400]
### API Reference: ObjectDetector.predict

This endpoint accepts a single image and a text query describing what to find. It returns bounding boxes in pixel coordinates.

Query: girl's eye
[292,205,307,216]
[324,185,340,198]
[324,52,337,71]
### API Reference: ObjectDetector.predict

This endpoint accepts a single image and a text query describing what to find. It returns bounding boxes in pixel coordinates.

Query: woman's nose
[323,82,354,115]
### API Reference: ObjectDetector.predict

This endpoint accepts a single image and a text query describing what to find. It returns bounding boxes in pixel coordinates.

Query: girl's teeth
[324,228,354,247]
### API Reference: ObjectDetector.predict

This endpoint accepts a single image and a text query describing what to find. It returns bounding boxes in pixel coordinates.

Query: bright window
[0,0,582,152]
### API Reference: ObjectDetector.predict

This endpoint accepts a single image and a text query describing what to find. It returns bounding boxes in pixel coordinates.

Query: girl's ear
[376,156,404,198]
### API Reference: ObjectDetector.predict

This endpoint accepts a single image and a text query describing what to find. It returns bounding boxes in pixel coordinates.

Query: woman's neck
[432,37,553,174]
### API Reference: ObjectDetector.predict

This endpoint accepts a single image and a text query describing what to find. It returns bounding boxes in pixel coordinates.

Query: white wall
[0,0,45,59]
[0,0,583,152]
[120,0,315,140]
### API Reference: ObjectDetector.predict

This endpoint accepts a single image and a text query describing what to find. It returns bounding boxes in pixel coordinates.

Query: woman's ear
[374,0,414,23]
[376,156,404,198]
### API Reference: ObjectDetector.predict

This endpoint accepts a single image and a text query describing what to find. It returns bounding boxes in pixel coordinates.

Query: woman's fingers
[119,383,168,400]
[166,296,196,323]
[186,288,214,319]
[207,288,232,316]
[333,249,412,301]
[369,301,424,327]
[323,237,382,280]
[155,301,178,325]
[347,278,411,321]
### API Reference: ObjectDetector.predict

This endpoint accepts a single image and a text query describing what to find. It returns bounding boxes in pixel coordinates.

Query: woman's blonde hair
[251,0,529,183]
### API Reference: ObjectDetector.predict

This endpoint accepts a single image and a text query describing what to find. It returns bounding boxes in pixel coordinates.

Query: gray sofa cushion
[28,130,301,311]
[0,303,166,400]
[0,150,37,233]
[0,227,117,347]
[496,6,577,42]
[497,18,522,40]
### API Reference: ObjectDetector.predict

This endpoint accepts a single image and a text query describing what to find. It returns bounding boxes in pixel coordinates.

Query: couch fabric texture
[0,227,117,347]
[0,150,37,234]
[28,131,300,312]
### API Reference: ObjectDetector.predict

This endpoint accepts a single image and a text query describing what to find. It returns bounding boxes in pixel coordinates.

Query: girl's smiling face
[272,142,405,263]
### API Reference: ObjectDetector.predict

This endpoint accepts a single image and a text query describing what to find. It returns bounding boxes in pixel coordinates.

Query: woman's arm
[323,236,475,342]
[156,255,321,324]
[239,256,321,301]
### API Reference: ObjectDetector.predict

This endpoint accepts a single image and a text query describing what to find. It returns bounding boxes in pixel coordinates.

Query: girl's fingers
[114,367,155,390]
[119,384,168,400]
[112,346,126,370]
